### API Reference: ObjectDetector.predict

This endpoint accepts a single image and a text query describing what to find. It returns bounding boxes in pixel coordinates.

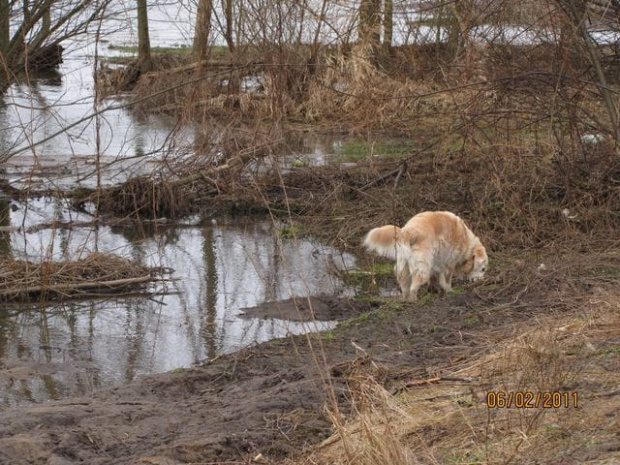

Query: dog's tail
[363,225,414,261]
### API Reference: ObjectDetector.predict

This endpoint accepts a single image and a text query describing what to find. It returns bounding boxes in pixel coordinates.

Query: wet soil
[239,295,372,322]
[0,250,618,464]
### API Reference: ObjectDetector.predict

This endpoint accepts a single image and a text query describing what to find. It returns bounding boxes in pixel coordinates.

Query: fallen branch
[171,139,282,188]
[359,162,406,191]
[0,276,156,300]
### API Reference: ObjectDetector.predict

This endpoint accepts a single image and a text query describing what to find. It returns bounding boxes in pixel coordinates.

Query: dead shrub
[91,175,195,220]
[248,140,620,251]
[0,253,159,302]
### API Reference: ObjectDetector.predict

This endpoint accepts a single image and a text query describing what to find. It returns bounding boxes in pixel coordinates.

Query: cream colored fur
[363,211,488,302]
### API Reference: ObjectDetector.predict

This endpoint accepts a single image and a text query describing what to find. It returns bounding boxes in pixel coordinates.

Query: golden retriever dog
[363,211,488,301]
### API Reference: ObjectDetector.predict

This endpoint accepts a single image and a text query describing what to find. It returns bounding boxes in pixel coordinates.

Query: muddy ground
[0,247,618,464]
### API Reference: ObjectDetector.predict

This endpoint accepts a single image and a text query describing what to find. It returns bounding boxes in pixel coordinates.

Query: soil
[0,250,618,464]
[239,295,372,321]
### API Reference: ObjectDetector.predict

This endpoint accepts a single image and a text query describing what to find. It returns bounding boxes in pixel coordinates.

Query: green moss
[343,311,372,326]
[339,141,368,160]
[417,292,439,305]
[292,158,311,168]
[464,314,480,325]
[426,324,442,334]
[169,367,188,374]
[344,261,394,287]
[277,222,304,239]
[590,265,620,277]
[445,450,484,464]
[599,347,620,358]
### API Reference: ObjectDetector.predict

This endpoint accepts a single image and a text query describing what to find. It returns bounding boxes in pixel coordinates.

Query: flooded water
[0,196,356,405]
[8,1,615,406]
[0,4,412,406]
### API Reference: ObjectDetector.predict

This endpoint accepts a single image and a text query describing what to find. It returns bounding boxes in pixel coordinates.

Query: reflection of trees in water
[53,197,70,258]
[202,227,219,360]
[82,301,99,394]
[0,197,11,257]
[0,217,351,404]
[124,304,143,384]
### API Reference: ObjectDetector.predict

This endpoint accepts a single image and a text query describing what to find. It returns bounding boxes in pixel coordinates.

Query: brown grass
[233,138,620,253]
[296,282,620,465]
[88,175,196,220]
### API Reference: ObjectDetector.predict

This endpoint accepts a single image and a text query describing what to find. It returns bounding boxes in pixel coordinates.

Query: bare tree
[193,0,213,60]
[137,0,152,72]
[359,0,381,48]
[0,0,8,57]
[223,0,234,52]
[0,0,112,90]
[557,0,619,140]
[384,0,393,50]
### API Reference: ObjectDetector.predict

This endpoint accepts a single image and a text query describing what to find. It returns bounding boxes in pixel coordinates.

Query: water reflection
[0,199,355,406]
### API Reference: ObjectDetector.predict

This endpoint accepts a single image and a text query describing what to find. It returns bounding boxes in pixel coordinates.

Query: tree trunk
[193,0,213,61]
[223,0,234,52]
[563,0,619,142]
[30,0,53,52]
[359,0,381,48]
[0,0,9,57]
[383,0,393,50]
[137,0,152,73]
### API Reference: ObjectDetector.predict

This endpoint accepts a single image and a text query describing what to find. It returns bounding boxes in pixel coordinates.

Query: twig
[359,164,404,191]
[171,139,282,188]
[391,375,477,394]
[25,219,101,234]
[393,162,406,189]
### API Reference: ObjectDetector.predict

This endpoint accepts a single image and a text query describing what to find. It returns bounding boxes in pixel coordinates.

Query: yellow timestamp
[486,391,579,409]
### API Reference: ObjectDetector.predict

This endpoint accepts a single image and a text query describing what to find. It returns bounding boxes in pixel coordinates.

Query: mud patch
[239,294,371,321]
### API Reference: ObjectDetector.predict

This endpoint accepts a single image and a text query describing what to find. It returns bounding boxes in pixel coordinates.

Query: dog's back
[403,211,468,244]
[403,211,475,265]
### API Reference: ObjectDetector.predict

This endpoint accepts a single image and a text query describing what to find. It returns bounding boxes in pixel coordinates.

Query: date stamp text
[486,391,579,408]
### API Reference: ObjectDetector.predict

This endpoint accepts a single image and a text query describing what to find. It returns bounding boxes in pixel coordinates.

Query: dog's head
[458,245,488,281]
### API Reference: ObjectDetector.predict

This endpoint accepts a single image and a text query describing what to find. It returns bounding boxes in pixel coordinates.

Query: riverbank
[0,245,618,464]
[2,22,620,464]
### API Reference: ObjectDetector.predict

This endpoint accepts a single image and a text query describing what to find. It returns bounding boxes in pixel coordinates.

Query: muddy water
[0,197,355,405]
[0,5,374,406]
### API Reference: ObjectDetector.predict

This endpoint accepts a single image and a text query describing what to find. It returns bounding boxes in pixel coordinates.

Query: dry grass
[0,253,161,302]
[297,286,620,465]
[84,175,196,220]
[104,37,620,235]
[234,139,620,253]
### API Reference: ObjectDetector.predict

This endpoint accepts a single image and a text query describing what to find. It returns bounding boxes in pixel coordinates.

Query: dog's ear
[473,246,486,260]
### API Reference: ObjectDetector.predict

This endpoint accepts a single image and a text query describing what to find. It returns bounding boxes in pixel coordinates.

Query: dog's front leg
[438,268,454,293]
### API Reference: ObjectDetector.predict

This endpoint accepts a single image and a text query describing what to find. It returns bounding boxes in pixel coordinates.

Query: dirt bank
[0,248,618,464]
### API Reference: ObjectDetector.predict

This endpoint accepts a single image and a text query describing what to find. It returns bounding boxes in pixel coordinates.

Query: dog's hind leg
[395,258,412,300]
[406,260,430,302]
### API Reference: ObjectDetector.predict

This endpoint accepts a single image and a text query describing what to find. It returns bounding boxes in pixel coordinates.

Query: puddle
[0,197,356,406]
